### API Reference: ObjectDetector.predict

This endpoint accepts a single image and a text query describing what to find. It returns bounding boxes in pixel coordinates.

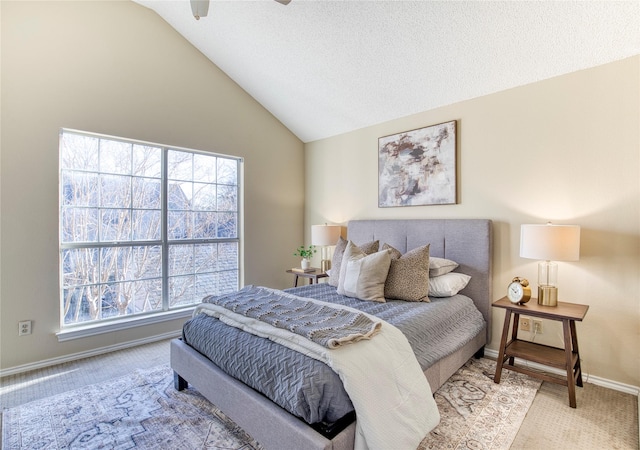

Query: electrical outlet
[18,320,32,336]
[520,318,531,332]
[533,320,543,334]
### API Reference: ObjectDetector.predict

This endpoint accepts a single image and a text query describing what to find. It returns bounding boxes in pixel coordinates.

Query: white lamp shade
[520,224,580,261]
[311,224,341,246]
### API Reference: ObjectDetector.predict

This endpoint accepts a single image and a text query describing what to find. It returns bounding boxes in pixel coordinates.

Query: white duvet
[195,297,440,450]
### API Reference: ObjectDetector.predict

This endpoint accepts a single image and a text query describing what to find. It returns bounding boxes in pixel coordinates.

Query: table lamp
[311,224,341,272]
[520,223,580,306]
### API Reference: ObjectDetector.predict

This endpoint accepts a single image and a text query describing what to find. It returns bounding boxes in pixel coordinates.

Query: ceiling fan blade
[190,0,209,20]
[190,0,287,21]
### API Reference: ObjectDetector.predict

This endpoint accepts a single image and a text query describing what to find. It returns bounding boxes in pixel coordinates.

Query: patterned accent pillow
[382,243,430,302]
[328,236,380,287]
[429,272,471,297]
[429,257,459,277]
[337,241,392,303]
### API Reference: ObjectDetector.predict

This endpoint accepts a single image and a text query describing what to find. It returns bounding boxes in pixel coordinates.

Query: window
[59,129,242,332]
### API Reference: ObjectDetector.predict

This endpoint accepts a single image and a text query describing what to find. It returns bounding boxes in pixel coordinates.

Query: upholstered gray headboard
[348,219,493,339]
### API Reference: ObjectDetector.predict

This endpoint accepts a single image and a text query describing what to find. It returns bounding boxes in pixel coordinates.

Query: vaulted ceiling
[134,1,639,143]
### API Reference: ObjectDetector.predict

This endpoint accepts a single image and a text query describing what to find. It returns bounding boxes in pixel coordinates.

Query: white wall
[0,1,304,370]
[305,56,640,388]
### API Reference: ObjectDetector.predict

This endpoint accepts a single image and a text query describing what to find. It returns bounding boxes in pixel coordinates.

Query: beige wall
[0,1,304,370]
[305,56,640,388]
[2,1,638,390]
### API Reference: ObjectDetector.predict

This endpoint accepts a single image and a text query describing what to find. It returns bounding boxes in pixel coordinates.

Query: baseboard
[484,348,640,397]
[0,331,181,378]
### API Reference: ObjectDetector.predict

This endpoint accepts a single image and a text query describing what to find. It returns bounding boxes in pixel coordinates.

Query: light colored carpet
[1,340,638,449]
[2,357,536,450]
[0,340,170,410]
[512,381,638,449]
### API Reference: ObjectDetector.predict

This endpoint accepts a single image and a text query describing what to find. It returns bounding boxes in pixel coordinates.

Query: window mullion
[161,147,169,311]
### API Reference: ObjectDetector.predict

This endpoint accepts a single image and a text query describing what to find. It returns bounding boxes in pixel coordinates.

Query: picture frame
[378,120,457,207]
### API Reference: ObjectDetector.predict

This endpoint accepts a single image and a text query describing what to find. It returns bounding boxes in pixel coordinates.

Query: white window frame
[57,129,243,341]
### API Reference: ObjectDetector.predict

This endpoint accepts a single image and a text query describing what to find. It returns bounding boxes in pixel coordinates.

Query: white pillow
[429,257,459,277]
[429,272,471,297]
[338,241,392,303]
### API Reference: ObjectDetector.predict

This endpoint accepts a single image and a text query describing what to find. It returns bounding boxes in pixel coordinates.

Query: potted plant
[293,245,316,269]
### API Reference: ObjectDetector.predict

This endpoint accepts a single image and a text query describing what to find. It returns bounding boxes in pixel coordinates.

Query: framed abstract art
[378,120,457,207]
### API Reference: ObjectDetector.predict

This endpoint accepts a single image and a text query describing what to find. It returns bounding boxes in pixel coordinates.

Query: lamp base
[320,259,331,273]
[537,285,558,306]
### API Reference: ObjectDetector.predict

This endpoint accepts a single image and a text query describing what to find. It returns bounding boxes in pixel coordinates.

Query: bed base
[171,338,356,450]
[171,333,485,450]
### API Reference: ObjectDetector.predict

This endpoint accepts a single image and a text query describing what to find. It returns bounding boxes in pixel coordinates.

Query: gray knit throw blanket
[203,285,381,348]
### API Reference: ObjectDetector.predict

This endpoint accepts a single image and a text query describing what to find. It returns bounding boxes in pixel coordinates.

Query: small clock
[507,277,531,304]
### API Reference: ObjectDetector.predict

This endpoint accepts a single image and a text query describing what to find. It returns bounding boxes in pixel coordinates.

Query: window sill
[56,308,195,342]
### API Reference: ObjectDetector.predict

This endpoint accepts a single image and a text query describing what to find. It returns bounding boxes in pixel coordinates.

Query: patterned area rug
[2,358,540,450]
[420,358,542,449]
[2,366,260,450]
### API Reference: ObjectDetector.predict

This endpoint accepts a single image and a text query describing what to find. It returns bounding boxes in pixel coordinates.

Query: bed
[171,218,493,450]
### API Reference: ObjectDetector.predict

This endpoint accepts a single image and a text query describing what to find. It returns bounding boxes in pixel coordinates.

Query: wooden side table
[285,268,328,287]
[492,296,589,408]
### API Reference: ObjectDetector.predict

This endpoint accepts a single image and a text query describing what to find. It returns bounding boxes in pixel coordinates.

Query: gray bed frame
[171,219,493,450]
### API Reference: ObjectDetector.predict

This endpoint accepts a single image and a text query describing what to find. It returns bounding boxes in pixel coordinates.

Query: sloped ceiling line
[134,0,640,143]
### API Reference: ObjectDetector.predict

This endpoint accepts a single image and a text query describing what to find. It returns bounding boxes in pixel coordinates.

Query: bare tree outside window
[59,130,241,327]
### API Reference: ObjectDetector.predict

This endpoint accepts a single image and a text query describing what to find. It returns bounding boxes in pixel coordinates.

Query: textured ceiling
[134,0,640,143]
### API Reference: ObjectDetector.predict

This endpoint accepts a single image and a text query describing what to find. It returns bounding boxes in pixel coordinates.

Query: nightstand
[492,296,589,408]
[285,268,328,287]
